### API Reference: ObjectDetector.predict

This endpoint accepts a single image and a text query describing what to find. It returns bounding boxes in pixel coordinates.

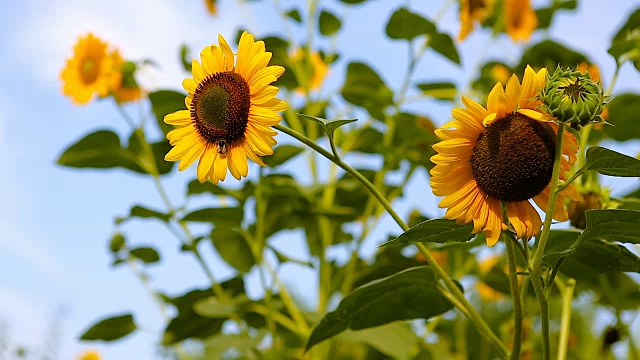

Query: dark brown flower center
[80,56,100,84]
[191,71,251,153]
[471,112,556,202]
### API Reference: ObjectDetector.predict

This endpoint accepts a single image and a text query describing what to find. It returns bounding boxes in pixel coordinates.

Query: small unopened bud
[540,67,606,126]
[568,191,603,229]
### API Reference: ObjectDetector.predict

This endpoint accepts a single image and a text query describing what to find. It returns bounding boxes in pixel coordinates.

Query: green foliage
[518,40,588,71]
[210,228,256,273]
[582,146,640,177]
[535,1,577,29]
[79,314,137,341]
[385,8,435,41]
[609,8,640,70]
[416,82,457,101]
[181,207,244,225]
[384,218,475,246]
[306,267,455,350]
[319,10,341,36]
[341,62,393,121]
[148,90,185,135]
[262,144,304,167]
[130,247,161,264]
[603,94,640,141]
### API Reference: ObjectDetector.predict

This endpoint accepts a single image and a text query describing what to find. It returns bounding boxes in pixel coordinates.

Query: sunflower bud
[567,191,603,229]
[540,67,606,126]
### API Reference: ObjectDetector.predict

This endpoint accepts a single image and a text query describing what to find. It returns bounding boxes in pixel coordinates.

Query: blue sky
[1,0,639,359]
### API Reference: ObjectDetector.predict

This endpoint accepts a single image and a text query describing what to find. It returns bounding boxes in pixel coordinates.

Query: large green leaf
[609,8,640,70]
[128,204,171,223]
[580,209,640,244]
[187,180,252,203]
[318,10,341,36]
[57,130,140,171]
[181,207,244,225]
[341,62,393,121]
[210,228,256,273]
[149,90,186,136]
[80,314,136,341]
[339,323,419,360]
[383,218,474,246]
[428,32,460,65]
[262,145,304,167]
[603,94,640,141]
[582,146,640,177]
[305,267,455,350]
[163,278,245,344]
[517,40,588,72]
[385,8,435,41]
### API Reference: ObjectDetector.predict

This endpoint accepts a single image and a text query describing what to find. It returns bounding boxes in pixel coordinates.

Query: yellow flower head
[504,0,538,42]
[576,62,601,84]
[458,0,494,41]
[164,32,288,184]
[61,33,116,105]
[110,50,144,103]
[291,48,328,93]
[430,66,580,246]
[77,349,101,360]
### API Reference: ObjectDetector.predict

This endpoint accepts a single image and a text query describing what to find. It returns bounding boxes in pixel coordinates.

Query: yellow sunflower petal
[200,45,218,75]
[178,140,206,171]
[197,144,216,183]
[504,74,522,112]
[164,110,192,126]
[484,198,503,246]
[167,124,196,143]
[231,144,249,178]
[191,60,207,83]
[249,66,285,94]
[234,31,254,76]
[251,85,279,104]
[218,34,235,71]
[486,83,509,119]
[214,154,228,181]
[517,109,552,121]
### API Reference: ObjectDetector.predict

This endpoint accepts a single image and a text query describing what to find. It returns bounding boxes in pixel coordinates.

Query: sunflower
[77,350,101,360]
[504,0,538,42]
[164,32,287,184]
[458,0,494,41]
[291,48,328,93]
[430,66,580,246]
[204,0,217,15]
[110,50,143,103]
[61,33,117,105]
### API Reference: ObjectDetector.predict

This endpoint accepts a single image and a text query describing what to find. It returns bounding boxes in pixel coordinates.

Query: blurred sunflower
[504,0,538,42]
[110,50,143,103]
[458,0,494,41]
[77,349,101,360]
[291,48,328,93]
[430,66,580,246]
[204,0,217,15]
[164,32,287,183]
[60,33,116,105]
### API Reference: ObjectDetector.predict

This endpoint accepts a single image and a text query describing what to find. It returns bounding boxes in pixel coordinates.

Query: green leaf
[341,62,393,121]
[535,0,577,29]
[262,145,304,167]
[305,267,455,350]
[181,207,244,225]
[109,233,126,253]
[126,129,174,175]
[149,90,186,136]
[603,94,640,141]
[285,8,302,23]
[318,10,341,36]
[163,278,245,344]
[80,314,136,341]
[187,180,251,203]
[582,146,640,177]
[428,32,460,65]
[57,130,140,171]
[194,297,238,318]
[383,218,475,246]
[179,44,192,72]
[130,247,160,264]
[210,228,256,273]
[339,323,419,360]
[416,82,457,101]
[298,114,357,143]
[129,205,171,222]
[517,40,588,72]
[580,209,640,244]
[609,8,640,70]
[385,7,435,41]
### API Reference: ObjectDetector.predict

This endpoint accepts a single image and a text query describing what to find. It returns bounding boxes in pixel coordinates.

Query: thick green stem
[530,122,567,360]
[275,123,509,358]
[556,278,576,360]
[505,234,523,360]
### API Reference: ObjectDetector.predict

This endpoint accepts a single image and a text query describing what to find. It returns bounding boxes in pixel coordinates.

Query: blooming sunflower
[110,50,143,103]
[430,66,580,246]
[164,32,287,184]
[291,48,328,93]
[504,0,538,42]
[61,33,117,105]
[458,0,494,41]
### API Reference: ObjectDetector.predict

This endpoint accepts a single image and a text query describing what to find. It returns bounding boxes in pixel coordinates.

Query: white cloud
[13,0,237,91]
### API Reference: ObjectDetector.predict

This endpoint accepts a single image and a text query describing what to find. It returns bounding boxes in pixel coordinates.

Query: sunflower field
[8,0,640,359]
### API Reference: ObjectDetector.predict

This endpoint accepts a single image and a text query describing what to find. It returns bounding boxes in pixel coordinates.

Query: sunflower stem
[274,123,509,359]
[505,232,524,360]
[530,122,567,360]
[556,278,576,360]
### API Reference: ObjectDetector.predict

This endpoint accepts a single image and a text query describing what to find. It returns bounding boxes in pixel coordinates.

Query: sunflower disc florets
[540,66,606,126]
